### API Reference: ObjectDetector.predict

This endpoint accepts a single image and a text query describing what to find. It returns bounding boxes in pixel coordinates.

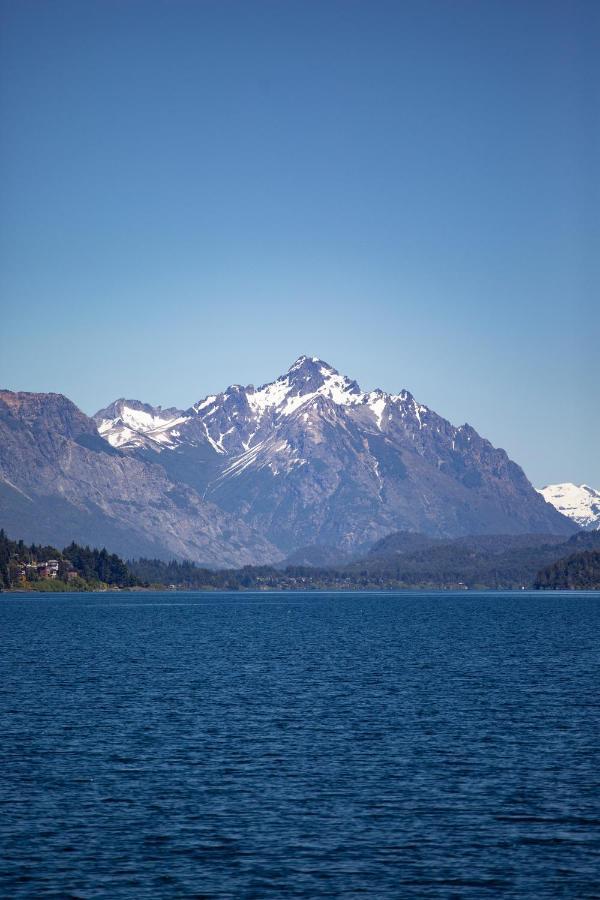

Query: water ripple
[0,590,599,898]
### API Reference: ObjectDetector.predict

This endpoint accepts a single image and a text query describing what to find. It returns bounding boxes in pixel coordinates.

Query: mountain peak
[287,355,334,373]
[283,356,362,403]
[286,355,339,385]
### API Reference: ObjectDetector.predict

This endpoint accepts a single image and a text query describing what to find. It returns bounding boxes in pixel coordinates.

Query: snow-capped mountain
[538,483,600,530]
[94,356,575,553]
[95,358,389,455]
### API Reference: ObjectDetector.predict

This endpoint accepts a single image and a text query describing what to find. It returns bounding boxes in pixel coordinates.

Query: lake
[1,591,599,897]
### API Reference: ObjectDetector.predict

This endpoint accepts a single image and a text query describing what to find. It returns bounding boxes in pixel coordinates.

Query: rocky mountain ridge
[94,356,575,553]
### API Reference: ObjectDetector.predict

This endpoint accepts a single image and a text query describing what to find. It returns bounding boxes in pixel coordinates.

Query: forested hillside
[535,551,600,590]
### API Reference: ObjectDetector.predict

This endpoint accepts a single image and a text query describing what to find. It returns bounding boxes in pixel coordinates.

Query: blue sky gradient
[1,0,598,486]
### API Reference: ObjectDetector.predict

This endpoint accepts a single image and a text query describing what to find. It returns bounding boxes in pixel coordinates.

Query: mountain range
[0,357,577,566]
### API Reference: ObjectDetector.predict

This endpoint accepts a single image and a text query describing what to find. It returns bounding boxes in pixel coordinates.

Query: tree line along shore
[1,528,599,592]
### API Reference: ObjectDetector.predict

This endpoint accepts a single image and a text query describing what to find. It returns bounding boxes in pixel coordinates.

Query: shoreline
[2,586,598,595]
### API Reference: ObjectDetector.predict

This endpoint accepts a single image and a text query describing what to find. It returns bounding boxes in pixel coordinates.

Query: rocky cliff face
[95,356,576,553]
[0,390,283,566]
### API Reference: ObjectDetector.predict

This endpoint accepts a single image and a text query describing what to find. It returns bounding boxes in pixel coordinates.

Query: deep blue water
[1,591,599,898]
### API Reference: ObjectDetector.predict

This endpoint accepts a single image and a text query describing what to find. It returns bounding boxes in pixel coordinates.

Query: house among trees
[15,559,63,583]
[38,560,59,579]
[1,530,138,590]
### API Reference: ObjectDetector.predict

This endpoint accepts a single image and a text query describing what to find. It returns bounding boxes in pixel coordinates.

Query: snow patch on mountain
[193,395,217,413]
[538,483,600,530]
[95,399,189,450]
[368,393,387,429]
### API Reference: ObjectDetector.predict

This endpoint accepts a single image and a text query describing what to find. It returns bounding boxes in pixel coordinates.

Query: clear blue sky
[1,0,598,487]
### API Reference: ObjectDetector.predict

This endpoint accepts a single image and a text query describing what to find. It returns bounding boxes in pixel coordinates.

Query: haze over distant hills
[0,357,576,566]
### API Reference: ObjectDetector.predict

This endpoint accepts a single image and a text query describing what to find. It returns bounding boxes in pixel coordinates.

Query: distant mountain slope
[0,391,282,567]
[343,532,574,588]
[96,356,575,551]
[367,532,442,557]
[538,483,600,530]
[279,544,357,568]
[564,531,600,551]
[365,530,572,561]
